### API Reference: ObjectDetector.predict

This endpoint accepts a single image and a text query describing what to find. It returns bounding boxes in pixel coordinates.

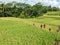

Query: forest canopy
[0,2,60,18]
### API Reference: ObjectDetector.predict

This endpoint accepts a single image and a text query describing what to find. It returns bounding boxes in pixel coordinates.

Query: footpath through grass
[26,16,60,32]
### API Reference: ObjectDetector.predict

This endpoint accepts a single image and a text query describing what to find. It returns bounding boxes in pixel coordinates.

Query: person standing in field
[43,24,46,28]
[40,24,43,28]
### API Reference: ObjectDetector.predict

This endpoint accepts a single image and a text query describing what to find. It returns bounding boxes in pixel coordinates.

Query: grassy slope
[27,14,60,26]
[45,11,60,16]
[26,11,60,32]
[0,18,60,45]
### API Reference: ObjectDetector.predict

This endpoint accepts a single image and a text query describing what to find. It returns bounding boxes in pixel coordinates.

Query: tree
[0,2,60,18]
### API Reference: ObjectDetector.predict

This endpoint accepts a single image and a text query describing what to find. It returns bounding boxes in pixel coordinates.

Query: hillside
[45,11,60,16]
[0,17,60,45]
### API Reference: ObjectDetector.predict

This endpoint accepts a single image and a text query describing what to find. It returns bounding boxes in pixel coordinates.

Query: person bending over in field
[56,29,59,32]
[49,28,51,31]
[33,23,35,26]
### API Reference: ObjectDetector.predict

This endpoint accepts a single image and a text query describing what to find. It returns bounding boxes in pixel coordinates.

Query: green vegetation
[0,2,60,18]
[0,1,60,45]
[28,16,60,26]
[0,2,47,17]
[46,11,60,16]
[0,17,60,45]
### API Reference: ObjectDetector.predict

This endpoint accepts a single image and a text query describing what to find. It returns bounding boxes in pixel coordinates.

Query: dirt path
[20,19,58,32]
[0,17,59,33]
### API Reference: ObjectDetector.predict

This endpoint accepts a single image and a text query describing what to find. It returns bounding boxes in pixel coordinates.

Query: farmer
[55,39,60,45]
[49,28,51,31]
[56,29,59,32]
[43,24,46,28]
[40,24,43,28]
[33,23,35,26]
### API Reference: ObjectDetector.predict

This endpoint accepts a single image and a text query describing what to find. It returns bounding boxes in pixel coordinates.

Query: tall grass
[0,19,60,45]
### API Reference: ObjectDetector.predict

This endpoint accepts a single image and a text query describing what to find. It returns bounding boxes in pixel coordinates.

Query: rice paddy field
[0,11,60,45]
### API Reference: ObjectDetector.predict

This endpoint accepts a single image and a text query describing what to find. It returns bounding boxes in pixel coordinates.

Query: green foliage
[0,18,60,45]
[0,2,60,18]
[46,11,60,16]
